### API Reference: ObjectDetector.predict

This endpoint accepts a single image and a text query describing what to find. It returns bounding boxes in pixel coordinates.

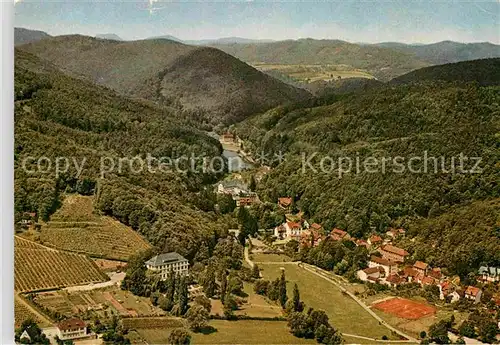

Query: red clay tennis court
[373,298,436,319]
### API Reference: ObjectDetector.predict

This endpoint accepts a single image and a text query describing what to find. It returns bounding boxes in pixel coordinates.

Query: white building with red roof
[379,245,409,263]
[56,318,87,340]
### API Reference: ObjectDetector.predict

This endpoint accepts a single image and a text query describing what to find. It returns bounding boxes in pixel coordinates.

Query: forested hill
[373,41,500,65]
[15,49,232,261]
[18,35,311,125]
[234,79,500,273]
[211,38,429,81]
[14,28,51,46]
[391,58,500,86]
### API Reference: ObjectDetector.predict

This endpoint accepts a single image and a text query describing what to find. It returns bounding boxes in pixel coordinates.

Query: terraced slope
[39,195,151,260]
[14,236,108,292]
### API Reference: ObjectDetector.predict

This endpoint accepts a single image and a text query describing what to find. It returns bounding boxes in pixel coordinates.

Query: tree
[458,321,475,338]
[194,295,211,313]
[288,312,308,337]
[218,193,236,214]
[249,175,256,191]
[478,321,497,343]
[254,279,269,295]
[203,266,217,298]
[292,283,304,312]
[219,274,228,301]
[185,305,209,332]
[228,276,243,296]
[15,319,50,345]
[428,320,451,344]
[168,328,191,345]
[251,264,260,279]
[279,269,288,308]
[176,276,189,316]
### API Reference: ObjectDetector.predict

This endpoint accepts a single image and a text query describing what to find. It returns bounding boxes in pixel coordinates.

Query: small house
[357,266,385,282]
[379,245,409,263]
[368,235,382,246]
[464,286,482,304]
[57,318,87,341]
[413,261,429,275]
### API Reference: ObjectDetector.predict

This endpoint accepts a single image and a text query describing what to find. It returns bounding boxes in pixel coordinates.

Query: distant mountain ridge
[19,34,310,124]
[96,33,123,41]
[210,38,430,81]
[373,40,500,65]
[147,35,275,45]
[15,28,51,46]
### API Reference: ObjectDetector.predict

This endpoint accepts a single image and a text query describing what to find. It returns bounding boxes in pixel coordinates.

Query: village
[13,132,500,345]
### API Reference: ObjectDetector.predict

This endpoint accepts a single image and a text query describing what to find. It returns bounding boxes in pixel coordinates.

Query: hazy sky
[14,0,500,44]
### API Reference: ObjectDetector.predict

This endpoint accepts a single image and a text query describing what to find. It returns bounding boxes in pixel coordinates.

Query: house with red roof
[274,220,306,241]
[384,273,406,287]
[357,266,385,282]
[386,228,406,238]
[413,261,429,275]
[368,235,383,246]
[330,228,350,241]
[368,256,398,276]
[355,239,369,248]
[56,318,88,341]
[278,197,292,209]
[464,286,482,304]
[379,245,409,263]
[300,228,322,248]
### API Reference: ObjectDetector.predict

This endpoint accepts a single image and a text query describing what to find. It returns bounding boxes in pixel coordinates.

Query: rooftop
[465,286,481,296]
[414,261,428,270]
[278,197,292,207]
[370,256,397,266]
[57,318,86,331]
[380,245,409,257]
[146,252,188,267]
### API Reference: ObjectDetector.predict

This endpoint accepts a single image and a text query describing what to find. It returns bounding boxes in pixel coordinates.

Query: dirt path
[64,272,125,292]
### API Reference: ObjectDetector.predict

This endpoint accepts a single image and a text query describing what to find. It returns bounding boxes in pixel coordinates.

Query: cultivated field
[373,298,436,320]
[14,296,50,328]
[253,63,375,83]
[93,259,126,272]
[33,287,166,319]
[14,236,108,292]
[259,263,398,340]
[39,195,151,261]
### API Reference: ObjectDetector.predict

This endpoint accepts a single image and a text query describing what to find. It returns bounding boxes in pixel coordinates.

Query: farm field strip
[14,243,108,292]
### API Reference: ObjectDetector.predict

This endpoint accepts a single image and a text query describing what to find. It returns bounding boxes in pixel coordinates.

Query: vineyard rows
[14,298,43,328]
[15,245,108,292]
[40,219,150,260]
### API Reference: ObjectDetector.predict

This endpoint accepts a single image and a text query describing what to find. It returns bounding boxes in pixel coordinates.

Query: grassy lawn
[135,320,315,344]
[259,264,397,340]
[234,283,283,318]
[251,253,292,263]
[192,320,316,344]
